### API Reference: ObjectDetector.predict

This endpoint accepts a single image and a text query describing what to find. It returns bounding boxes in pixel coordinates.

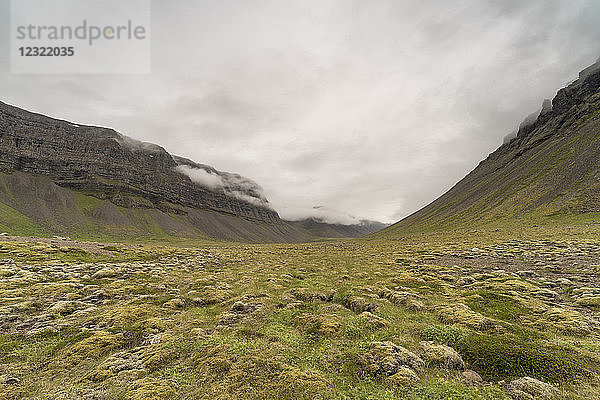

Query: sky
[1,0,599,224]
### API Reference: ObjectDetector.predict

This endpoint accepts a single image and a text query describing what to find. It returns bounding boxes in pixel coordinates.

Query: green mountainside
[0,171,312,243]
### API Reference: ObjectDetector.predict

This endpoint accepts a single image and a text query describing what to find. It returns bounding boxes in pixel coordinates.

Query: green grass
[465,291,531,322]
[421,324,468,347]
[455,333,593,382]
[0,201,49,237]
[2,227,600,399]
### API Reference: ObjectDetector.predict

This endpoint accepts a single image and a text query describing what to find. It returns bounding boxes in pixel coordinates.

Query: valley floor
[1,226,600,399]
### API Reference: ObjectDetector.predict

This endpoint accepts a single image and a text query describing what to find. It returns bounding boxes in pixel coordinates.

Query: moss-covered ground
[1,225,599,399]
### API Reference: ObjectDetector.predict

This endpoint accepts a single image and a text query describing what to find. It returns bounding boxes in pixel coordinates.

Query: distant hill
[288,218,388,238]
[380,59,600,235]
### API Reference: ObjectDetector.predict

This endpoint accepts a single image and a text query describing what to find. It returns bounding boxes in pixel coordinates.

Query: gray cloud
[174,163,272,209]
[1,0,599,223]
[285,206,365,226]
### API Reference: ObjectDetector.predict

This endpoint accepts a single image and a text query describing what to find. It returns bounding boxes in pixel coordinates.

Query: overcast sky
[1,0,599,223]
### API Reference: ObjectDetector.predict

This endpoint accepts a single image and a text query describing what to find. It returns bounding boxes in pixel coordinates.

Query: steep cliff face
[381,60,600,234]
[0,101,278,222]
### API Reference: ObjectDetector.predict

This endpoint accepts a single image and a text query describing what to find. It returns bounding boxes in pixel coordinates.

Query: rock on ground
[503,377,559,400]
[419,341,465,370]
[385,366,420,385]
[461,369,483,384]
[361,341,425,377]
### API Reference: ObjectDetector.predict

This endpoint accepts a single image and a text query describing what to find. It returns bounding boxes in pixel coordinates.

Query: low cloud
[175,164,272,209]
[115,134,165,154]
[281,205,365,225]
[176,165,223,189]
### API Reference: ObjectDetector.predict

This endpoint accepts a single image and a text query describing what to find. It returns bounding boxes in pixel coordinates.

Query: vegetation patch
[455,332,593,382]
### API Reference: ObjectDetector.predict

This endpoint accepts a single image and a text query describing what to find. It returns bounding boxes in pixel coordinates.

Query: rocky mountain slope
[382,59,600,234]
[0,101,385,242]
[0,102,308,242]
[0,101,277,221]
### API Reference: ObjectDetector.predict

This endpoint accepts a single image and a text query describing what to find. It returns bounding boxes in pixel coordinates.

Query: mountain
[288,218,388,238]
[0,101,315,242]
[381,58,600,235]
[0,101,387,242]
[0,101,278,220]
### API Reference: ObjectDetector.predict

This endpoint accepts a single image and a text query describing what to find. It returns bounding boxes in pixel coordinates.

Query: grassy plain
[1,223,599,399]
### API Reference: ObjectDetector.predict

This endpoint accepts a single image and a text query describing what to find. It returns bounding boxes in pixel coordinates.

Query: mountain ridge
[0,100,385,241]
[288,217,388,238]
[380,59,600,235]
[0,100,279,222]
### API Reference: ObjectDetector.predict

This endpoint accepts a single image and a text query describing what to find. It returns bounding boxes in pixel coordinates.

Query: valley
[1,225,599,399]
[1,19,599,400]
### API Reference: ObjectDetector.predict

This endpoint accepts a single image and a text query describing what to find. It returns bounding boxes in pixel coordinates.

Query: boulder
[461,369,483,384]
[93,268,119,279]
[437,303,493,330]
[386,366,420,385]
[419,341,465,370]
[361,341,424,377]
[503,377,559,400]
